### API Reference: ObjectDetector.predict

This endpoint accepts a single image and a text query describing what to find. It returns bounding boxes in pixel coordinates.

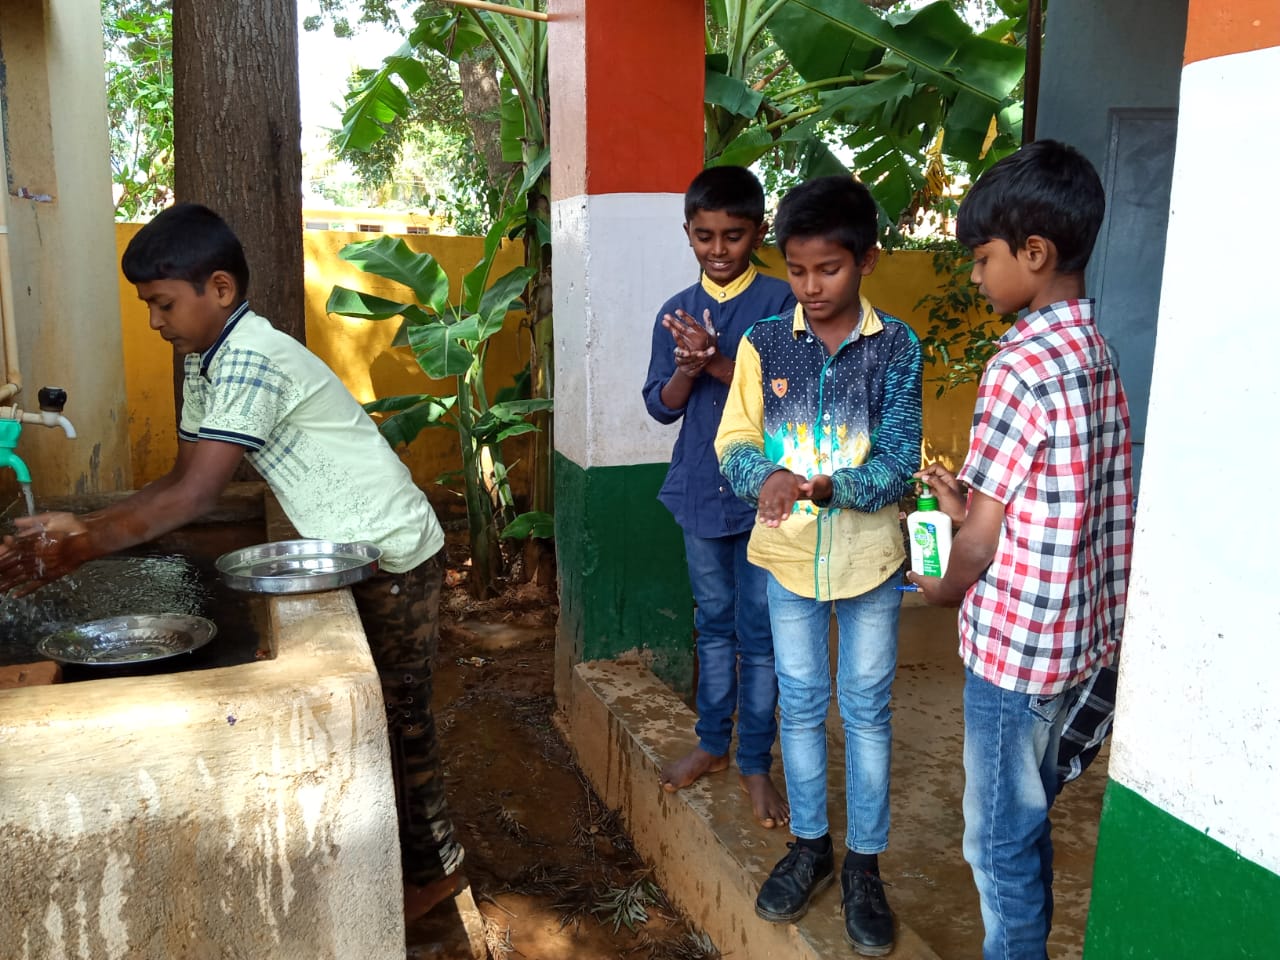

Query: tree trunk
[457,384,500,600]
[457,51,517,196]
[172,0,303,345]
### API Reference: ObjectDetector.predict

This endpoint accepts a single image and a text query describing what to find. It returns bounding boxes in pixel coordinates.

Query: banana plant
[326,203,553,599]
[336,0,555,525]
[704,0,1029,231]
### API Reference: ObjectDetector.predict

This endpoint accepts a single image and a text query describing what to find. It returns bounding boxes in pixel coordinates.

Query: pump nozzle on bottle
[915,482,938,512]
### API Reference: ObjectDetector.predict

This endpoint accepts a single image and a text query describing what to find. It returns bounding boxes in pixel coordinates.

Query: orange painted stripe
[549,0,704,200]
[1184,0,1279,64]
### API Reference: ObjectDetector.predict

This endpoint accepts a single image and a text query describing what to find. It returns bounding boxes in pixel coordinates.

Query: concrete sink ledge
[0,492,404,959]
[565,658,941,960]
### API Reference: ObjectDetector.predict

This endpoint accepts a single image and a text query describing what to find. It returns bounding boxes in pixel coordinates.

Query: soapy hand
[662,307,718,355]
[797,474,833,503]
[0,511,91,596]
[673,343,717,379]
[757,470,803,527]
[666,308,729,382]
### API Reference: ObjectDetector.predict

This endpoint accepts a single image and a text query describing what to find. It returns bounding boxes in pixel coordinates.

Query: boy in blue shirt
[0,203,464,923]
[642,166,795,829]
[716,176,922,956]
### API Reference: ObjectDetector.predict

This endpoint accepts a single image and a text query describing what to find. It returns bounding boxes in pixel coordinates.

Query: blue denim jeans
[766,571,901,853]
[683,530,777,775]
[962,668,1073,960]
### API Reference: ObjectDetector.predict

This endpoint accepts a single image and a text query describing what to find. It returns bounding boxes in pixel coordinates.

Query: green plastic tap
[0,419,31,484]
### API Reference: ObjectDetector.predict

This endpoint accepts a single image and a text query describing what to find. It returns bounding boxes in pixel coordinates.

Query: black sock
[844,851,880,875]
[796,834,832,855]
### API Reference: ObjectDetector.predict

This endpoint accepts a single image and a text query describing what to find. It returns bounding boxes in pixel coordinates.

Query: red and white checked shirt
[958,299,1133,695]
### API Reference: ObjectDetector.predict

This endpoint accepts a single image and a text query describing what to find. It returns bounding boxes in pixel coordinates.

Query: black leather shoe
[754,842,835,923]
[841,867,895,956]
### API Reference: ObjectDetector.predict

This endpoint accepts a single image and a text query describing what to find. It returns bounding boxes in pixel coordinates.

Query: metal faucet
[0,387,76,486]
[0,386,75,439]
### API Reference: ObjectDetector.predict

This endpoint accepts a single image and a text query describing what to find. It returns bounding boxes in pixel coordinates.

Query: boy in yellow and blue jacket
[716,175,921,957]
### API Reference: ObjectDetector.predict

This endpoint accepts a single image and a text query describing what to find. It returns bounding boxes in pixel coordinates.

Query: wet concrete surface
[415,579,1105,959]
[567,599,1106,960]
[0,522,267,677]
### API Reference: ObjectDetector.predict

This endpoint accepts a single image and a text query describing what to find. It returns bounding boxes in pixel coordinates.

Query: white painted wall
[551,192,696,469]
[1110,44,1280,874]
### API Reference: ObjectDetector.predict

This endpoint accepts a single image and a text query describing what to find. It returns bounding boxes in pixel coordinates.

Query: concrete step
[564,658,942,960]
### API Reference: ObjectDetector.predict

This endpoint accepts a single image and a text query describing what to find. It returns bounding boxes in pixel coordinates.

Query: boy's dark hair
[775,176,878,261]
[684,166,766,223]
[122,202,250,299]
[956,139,1105,273]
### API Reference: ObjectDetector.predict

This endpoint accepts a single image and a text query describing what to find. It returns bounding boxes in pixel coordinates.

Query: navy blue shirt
[642,268,796,538]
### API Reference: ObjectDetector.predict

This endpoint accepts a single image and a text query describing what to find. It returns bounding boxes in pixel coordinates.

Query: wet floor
[413,580,721,960]
[415,585,1105,959]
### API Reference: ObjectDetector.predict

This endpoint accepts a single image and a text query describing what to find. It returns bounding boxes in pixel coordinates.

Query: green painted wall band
[554,452,695,694]
[1087,780,1280,957]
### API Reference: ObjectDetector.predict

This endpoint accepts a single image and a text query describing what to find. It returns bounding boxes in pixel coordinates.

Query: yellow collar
[791,293,883,340]
[701,264,758,302]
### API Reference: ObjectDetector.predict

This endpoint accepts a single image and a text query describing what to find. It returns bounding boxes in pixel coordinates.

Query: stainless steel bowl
[37,614,217,665]
[215,539,381,594]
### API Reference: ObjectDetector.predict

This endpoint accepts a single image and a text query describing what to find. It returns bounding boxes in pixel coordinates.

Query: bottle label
[913,522,942,577]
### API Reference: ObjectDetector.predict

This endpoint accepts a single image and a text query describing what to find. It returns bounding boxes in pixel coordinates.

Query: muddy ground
[409,532,714,960]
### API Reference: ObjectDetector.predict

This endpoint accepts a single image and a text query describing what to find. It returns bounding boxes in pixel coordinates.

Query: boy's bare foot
[660,747,729,792]
[739,772,790,829]
[404,871,467,924]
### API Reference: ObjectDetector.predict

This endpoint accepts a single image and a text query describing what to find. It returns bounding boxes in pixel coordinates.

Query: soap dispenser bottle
[907,481,952,578]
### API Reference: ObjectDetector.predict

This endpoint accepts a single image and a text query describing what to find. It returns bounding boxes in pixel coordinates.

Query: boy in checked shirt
[909,140,1134,960]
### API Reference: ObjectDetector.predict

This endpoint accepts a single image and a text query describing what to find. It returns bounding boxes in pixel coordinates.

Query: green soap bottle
[907,481,952,578]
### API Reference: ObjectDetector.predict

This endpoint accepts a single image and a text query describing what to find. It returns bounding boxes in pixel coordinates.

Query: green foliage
[327,204,553,597]
[500,510,553,540]
[302,0,405,35]
[704,0,1031,236]
[102,0,173,220]
[334,3,546,201]
[915,241,1010,397]
[335,0,556,528]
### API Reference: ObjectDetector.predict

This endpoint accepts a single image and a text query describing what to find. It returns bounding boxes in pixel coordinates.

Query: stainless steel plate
[37,614,217,665]
[215,539,381,594]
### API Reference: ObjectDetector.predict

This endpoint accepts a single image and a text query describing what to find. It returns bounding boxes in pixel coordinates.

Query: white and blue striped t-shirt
[179,303,443,572]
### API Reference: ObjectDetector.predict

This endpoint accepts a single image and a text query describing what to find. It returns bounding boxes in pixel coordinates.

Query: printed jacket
[716,296,922,599]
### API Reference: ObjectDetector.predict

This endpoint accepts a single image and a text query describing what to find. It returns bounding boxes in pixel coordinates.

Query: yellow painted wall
[865,251,981,472]
[119,228,986,497]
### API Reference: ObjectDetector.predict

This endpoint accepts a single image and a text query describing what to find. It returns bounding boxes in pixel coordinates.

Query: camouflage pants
[351,553,463,886]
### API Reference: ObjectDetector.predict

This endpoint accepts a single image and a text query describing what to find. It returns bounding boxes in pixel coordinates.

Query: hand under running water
[0,511,92,596]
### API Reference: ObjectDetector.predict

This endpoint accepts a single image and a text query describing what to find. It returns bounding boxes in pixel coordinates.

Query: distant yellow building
[302,206,449,235]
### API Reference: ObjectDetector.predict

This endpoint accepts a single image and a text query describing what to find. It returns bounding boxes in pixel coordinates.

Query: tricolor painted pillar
[547,1,706,699]
[1085,4,1280,956]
